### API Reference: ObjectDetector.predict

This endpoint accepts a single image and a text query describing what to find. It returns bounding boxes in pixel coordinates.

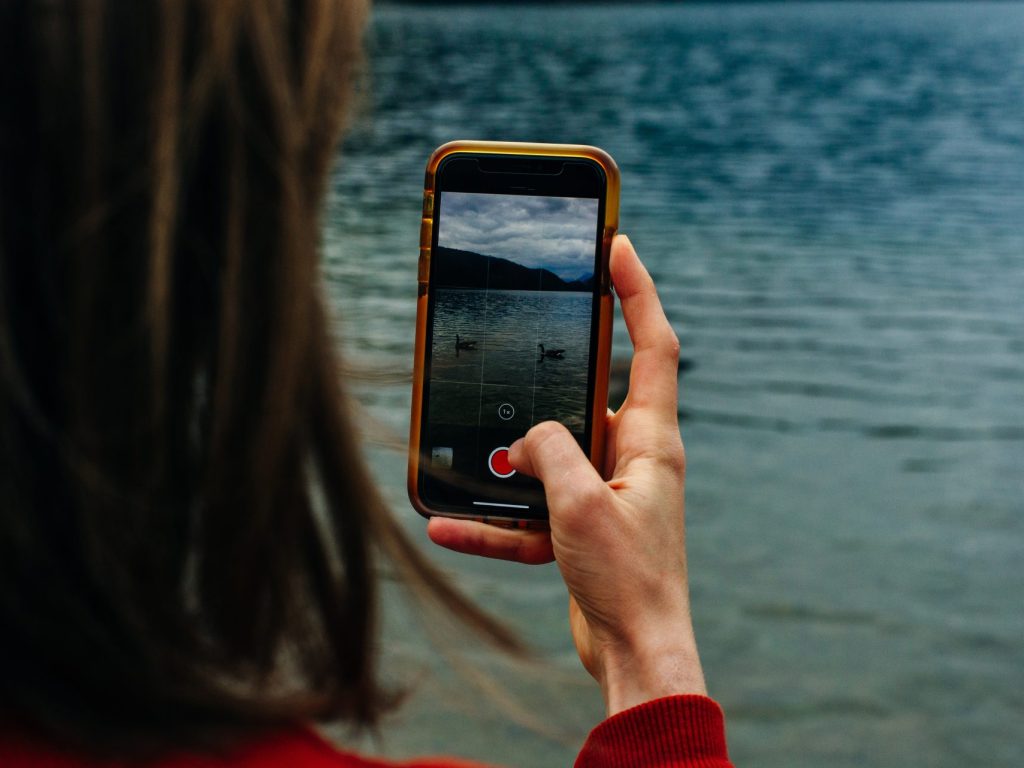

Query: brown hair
[0,0,515,758]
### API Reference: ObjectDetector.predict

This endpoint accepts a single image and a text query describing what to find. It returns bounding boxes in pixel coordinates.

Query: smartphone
[408,141,618,528]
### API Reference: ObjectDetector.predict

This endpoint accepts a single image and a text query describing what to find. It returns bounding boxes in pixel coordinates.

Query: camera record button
[487,447,516,479]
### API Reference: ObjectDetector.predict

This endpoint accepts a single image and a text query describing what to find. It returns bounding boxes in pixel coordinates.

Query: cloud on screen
[438,192,598,281]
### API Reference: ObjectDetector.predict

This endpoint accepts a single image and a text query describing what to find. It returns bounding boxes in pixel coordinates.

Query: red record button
[488,447,516,479]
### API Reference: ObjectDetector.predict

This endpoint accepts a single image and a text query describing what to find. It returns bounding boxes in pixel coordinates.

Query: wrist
[597,623,707,717]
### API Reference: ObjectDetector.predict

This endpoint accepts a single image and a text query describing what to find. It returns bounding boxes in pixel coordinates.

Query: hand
[428,235,706,715]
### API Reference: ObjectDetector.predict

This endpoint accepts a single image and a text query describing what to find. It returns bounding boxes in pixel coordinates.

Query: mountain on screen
[433,247,594,292]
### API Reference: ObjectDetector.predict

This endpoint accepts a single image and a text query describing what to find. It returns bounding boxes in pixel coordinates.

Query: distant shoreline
[433,246,594,293]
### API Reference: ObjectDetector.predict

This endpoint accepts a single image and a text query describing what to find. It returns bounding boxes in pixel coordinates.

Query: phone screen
[417,155,607,520]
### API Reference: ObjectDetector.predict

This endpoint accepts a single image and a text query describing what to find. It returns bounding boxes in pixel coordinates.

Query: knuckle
[525,420,566,452]
[516,535,554,565]
[657,437,686,475]
[641,324,680,364]
[662,327,681,361]
[573,479,607,510]
[555,479,608,534]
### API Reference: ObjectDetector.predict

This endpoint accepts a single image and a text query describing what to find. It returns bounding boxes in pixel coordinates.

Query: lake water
[323,3,1024,766]
[429,289,592,431]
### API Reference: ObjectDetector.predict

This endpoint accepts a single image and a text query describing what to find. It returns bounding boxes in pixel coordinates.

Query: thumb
[509,421,608,514]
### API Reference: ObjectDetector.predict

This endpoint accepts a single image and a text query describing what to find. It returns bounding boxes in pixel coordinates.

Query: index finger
[427,516,555,564]
[610,235,681,418]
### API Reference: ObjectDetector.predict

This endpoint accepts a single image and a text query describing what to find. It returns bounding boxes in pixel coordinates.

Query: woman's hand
[427,235,706,715]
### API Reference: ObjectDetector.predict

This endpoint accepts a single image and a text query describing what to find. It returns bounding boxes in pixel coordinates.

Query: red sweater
[0,695,732,768]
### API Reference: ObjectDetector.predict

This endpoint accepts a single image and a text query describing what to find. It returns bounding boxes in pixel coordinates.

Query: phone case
[408,140,620,529]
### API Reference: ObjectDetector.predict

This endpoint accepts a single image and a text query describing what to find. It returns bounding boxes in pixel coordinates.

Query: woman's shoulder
[0,729,496,768]
[0,695,731,767]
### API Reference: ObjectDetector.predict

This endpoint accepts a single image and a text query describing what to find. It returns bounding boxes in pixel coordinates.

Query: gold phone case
[408,140,620,529]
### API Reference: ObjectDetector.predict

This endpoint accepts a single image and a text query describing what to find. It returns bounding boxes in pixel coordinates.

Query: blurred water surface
[324,3,1024,766]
